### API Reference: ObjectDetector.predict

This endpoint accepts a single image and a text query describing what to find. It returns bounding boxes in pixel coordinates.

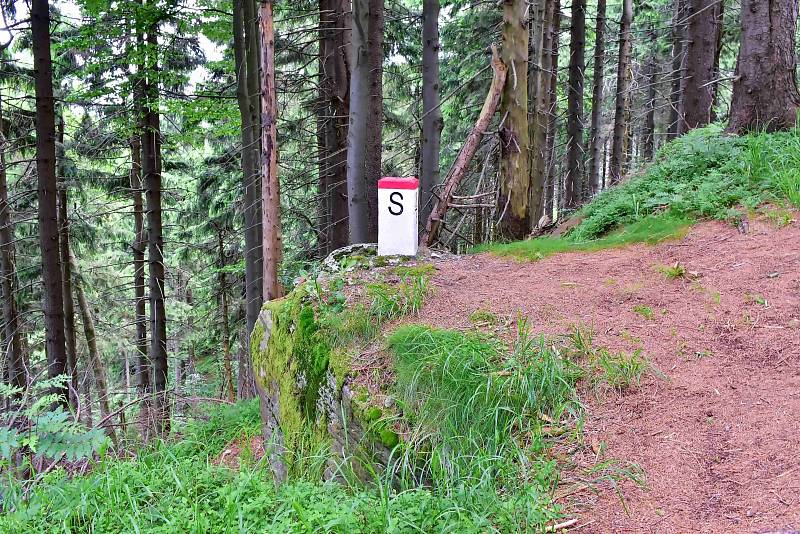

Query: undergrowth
[1,399,554,533]
[477,126,800,260]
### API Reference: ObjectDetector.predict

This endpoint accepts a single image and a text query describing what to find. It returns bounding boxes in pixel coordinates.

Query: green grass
[1,399,563,533]
[384,323,586,529]
[475,212,692,261]
[477,126,800,261]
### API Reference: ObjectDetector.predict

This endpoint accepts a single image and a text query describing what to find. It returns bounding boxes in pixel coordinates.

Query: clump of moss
[252,263,435,464]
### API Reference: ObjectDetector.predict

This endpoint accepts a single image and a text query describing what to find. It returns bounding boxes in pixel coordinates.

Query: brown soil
[416,217,800,533]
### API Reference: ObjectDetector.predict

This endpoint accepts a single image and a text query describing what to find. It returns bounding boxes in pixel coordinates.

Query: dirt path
[417,218,800,533]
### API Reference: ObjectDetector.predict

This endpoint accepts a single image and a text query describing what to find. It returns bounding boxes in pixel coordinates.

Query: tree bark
[527,0,549,225]
[142,12,169,435]
[347,0,383,243]
[363,0,384,241]
[497,0,531,240]
[32,0,68,405]
[129,131,149,418]
[643,23,658,161]
[56,117,78,407]
[667,0,687,139]
[233,0,264,336]
[0,93,24,392]
[420,0,442,226]
[564,0,586,208]
[260,0,283,302]
[217,232,235,402]
[69,251,118,445]
[610,0,633,185]
[682,0,724,131]
[544,0,561,217]
[317,0,351,255]
[587,0,606,195]
[347,0,371,243]
[728,0,800,133]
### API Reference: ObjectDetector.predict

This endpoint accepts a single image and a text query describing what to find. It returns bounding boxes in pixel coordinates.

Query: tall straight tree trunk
[32,0,68,404]
[497,0,530,239]
[363,0,384,241]
[420,0,442,226]
[728,0,800,133]
[667,0,687,139]
[610,0,633,185]
[0,93,23,391]
[544,0,561,217]
[643,23,658,161]
[260,0,283,301]
[317,0,351,255]
[56,118,78,407]
[130,133,149,411]
[70,251,118,445]
[682,0,724,131]
[587,0,606,196]
[142,15,169,435]
[233,0,263,337]
[527,0,549,225]
[217,232,235,402]
[564,0,586,208]
[347,0,372,242]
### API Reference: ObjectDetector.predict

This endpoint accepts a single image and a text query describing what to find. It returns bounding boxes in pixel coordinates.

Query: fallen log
[420,45,507,247]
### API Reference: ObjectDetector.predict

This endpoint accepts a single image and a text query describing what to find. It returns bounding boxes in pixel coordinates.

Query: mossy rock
[251,271,403,482]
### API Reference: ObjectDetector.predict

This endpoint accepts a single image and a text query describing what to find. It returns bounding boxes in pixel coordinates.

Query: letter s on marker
[389,192,404,215]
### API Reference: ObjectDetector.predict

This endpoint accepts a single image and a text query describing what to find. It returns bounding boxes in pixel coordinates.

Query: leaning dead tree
[421,46,507,247]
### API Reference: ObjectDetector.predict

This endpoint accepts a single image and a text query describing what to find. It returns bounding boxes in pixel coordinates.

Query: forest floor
[417,215,800,533]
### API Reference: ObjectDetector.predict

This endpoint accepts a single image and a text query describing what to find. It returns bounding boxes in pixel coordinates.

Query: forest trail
[418,216,800,533]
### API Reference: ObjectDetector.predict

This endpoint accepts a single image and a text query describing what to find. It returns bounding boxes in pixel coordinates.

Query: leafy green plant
[591,349,649,391]
[0,377,109,465]
[632,305,655,320]
[657,262,687,280]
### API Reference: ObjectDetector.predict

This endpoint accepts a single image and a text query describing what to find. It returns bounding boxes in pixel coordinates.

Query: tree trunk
[421,47,506,247]
[0,93,24,392]
[363,0,384,241]
[142,14,169,435]
[610,0,633,185]
[243,0,264,273]
[497,0,531,240]
[682,0,724,131]
[564,0,586,208]
[130,131,150,432]
[643,23,658,161]
[317,0,351,255]
[527,0,549,225]
[233,0,264,337]
[56,118,78,407]
[420,0,442,226]
[667,0,687,140]
[544,0,561,218]
[260,0,283,302]
[347,0,383,243]
[218,232,235,402]
[728,0,800,133]
[347,0,371,243]
[32,0,68,405]
[236,303,255,399]
[70,251,118,446]
[587,0,606,196]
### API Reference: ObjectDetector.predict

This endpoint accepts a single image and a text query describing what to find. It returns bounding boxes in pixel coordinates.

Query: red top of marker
[378,176,419,190]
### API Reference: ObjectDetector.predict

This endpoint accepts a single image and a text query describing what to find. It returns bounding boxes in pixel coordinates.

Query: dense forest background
[1,0,799,526]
